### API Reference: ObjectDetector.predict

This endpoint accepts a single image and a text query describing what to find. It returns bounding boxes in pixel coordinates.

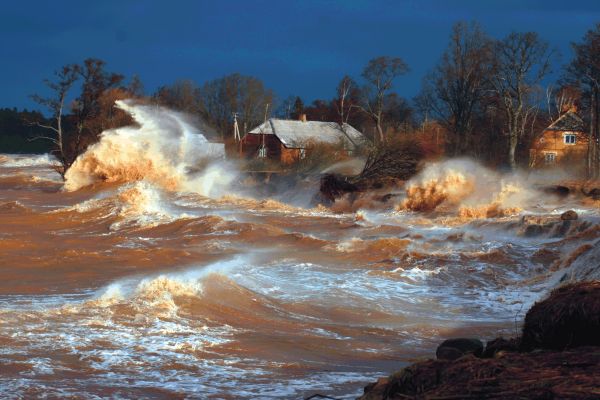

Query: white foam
[0,153,58,168]
[64,100,235,197]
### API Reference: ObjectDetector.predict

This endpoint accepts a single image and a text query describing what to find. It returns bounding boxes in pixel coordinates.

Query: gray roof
[248,119,366,149]
[546,111,585,132]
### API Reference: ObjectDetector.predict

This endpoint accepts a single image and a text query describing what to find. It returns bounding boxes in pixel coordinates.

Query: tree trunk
[376,118,384,144]
[588,87,600,179]
[590,90,600,179]
[508,131,518,171]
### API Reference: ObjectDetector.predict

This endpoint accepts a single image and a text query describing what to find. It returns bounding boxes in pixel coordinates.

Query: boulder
[521,281,600,351]
[523,224,543,237]
[560,210,578,221]
[482,337,519,358]
[436,338,483,360]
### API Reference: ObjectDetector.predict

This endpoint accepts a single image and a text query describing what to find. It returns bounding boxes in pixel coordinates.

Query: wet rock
[561,210,578,221]
[551,220,573,237]
[582,187,600,200]
[360,377,388,399]
[436,338,483,360]
[435,346,463,360]
[541,185,570,198]
[521,281,600,351]
[318,173,360,203]
[378,193,398,203]
[482,337,519,358]
[524,224,544,237]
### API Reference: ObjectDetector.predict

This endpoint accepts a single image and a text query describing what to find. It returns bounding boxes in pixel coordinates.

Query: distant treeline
[0,108,53,153]
[4,21,600,178]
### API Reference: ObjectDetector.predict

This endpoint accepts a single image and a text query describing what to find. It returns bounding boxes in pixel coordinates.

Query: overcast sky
[2,0,600,110]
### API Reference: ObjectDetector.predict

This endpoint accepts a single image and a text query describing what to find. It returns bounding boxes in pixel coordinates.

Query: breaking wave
[64,100,234,197]
[401,159,536,216]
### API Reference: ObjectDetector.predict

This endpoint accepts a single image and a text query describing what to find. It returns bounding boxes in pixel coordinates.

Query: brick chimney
[299,114,307,122]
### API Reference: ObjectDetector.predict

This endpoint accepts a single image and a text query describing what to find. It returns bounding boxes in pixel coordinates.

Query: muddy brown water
[0,154,592,399]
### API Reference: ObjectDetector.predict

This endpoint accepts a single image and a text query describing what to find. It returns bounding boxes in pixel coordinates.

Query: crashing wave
[64,100,234,197]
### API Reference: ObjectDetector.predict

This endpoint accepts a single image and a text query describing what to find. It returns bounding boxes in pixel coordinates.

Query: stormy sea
[1,102,598,399]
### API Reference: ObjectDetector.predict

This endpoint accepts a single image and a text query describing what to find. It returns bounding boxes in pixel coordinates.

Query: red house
[240,115,366,165]
[529,110,588,174]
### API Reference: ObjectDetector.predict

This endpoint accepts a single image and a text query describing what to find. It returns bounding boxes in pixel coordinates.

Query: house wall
[280,145,301,165]
[240,134,282,160]
[529,130,589,172]
[241,133,305,165]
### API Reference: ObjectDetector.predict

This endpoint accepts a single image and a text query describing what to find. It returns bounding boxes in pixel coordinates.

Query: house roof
[545,111,585,132]
[248,119,366,149]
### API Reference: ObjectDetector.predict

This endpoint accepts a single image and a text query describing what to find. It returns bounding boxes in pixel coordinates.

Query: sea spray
[64,100,234,196]
[401,159,537,216]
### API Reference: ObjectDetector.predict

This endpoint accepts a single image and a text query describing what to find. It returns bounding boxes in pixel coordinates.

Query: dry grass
[360,349,600,399]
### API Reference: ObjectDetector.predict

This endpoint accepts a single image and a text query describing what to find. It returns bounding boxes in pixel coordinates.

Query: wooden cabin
[529,110,588,173]
[240,115,366,165]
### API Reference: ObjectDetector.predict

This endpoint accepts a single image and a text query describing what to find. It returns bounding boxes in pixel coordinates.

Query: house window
[299,148,306,160]
[564,133,576,144]
[544,152,556,164]
[258,146,267,158]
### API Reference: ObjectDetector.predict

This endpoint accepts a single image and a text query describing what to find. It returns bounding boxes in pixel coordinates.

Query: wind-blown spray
[401,159,536,216]
[64,100,233,197]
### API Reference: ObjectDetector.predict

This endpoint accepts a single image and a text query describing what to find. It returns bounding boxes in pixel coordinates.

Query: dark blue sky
[2,0,600,111]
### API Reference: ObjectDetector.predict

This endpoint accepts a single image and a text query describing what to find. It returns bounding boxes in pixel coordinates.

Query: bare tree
[567,23,600,178]
[418,22,493,156]
[490,31,552,170]
[198,73,274,139]
[334,75,359,126]
[360,56,409,144]
[128,74,145,97]
[545,84,580,123]
[153,79,202,114]
[72,58,124,152]
[30,64,80,177]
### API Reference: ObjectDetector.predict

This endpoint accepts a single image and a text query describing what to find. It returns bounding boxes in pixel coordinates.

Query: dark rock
[378,193,397,203]
[551,220,572,237]
[436,338,483,360]
[524,224,543,237]
[435,346,464,360]
[361,377,388,399]
[560,210,578,221]
[482,337,519,358]
[521,281,600,351]
[582,187,600,200]
[319,173,359,203]
[542,185,570,198]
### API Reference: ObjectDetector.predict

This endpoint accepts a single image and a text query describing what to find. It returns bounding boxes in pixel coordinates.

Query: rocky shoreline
[358,281,600,399]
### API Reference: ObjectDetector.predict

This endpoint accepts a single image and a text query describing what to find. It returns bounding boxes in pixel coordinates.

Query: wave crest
[64,100,234,197]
